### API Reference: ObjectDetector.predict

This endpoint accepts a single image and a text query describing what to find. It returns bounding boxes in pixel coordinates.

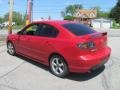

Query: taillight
[77,42,95,49]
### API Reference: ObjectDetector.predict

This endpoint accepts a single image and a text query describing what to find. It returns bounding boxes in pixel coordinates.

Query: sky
[0,0,118,20]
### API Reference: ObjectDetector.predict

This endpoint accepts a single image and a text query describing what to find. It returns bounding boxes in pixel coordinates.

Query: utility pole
[48,16,51,20]
[26,0,33,25]
[8,0,14,34]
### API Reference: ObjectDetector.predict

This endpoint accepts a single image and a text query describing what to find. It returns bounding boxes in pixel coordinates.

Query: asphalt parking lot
[0,31,120,90]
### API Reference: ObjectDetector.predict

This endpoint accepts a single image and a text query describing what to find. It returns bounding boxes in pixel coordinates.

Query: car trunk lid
[77,32,107,52]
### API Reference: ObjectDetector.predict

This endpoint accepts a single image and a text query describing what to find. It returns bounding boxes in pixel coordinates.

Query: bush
[64,15,74,21]
[111,21,120,29]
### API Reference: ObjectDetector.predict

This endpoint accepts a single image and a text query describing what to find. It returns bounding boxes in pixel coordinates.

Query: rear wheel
[7,42,16,56]
[50,55,69,78]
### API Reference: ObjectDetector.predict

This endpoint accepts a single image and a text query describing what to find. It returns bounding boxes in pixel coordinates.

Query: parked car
[3,21,15,26]
[7,20,111,77]
[0,24,4,29]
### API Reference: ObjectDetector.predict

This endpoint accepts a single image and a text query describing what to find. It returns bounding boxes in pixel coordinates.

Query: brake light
[77,42,95,49]
[102,32,107,36]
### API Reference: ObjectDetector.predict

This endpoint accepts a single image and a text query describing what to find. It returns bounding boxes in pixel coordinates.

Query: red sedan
[7,20,111,77]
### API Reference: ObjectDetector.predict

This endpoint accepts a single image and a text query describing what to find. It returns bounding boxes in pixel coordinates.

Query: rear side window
[63,23,96,36]
[38,24,59,38]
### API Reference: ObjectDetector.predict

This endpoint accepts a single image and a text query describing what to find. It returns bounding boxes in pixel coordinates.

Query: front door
[17,24,39,58]
[17,23,59,64]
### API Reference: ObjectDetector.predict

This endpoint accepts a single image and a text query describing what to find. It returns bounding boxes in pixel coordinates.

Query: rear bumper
[69,46,111,73]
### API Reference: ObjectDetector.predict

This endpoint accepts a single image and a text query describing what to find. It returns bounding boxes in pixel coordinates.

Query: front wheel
[50,55,69,78]
[7,42,16,56]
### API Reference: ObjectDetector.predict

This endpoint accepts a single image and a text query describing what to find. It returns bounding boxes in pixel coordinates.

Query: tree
[98,11,109,18]
[92,7,109,18]
[0,17,4,23]
[109,0,120,23]
[61,4,83,17]
[3,11,26,25]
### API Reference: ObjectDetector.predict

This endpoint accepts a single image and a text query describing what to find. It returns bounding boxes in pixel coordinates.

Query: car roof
[32,20,73,25]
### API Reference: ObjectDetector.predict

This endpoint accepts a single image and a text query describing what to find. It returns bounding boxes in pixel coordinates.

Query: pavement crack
[0,84,25,90]
[111,56,120,62]
[101,69,114,90]
[100,56,116,90]
[101,75,109,90]
[110,56,120,66]
[0,50,6,54]
[0,62,26,79]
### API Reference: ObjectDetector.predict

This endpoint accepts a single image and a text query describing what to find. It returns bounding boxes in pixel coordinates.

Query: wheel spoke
[59,63,64,67]
[55,68,60,74]
[58,67,63,73]
[51,57,66,75]
[11,46,13,49]
[55,58,59,65]
[8,43,14,55]
[52,61,57,66]
[9,49,13,53]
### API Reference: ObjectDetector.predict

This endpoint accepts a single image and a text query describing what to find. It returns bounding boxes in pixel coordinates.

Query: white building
[2,21,15,27]
[91,18,113,29]
[34,16,51,22]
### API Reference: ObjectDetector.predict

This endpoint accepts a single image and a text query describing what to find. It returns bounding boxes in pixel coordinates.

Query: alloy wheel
[7,42,15,55]
[50,55,68,77]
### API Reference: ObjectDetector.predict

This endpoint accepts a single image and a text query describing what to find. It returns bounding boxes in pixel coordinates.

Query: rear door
[30,24,59,63]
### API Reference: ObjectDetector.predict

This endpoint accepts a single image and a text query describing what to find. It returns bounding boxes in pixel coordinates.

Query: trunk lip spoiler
[90,32,107,38]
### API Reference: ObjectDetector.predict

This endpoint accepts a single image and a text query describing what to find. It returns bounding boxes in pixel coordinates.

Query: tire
[7,42,16,56]
[50,55,69,78]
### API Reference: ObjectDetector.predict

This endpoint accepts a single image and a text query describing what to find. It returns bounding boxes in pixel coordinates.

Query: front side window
[23,24,38,35]
[18,24,59,37]
[63,23,96,36]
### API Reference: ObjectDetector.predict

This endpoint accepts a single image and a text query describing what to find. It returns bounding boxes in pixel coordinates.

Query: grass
[111,22,120,29]
[111,26,120,29]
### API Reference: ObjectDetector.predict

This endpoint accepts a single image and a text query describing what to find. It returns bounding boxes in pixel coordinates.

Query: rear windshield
[63,23,96,36]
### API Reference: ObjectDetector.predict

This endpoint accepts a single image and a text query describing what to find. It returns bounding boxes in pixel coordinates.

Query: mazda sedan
[7,20,111,77]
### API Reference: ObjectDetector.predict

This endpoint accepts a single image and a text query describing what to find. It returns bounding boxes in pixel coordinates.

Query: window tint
[23,24,38,35]
[63,23,96,36]
[38,24,59,38]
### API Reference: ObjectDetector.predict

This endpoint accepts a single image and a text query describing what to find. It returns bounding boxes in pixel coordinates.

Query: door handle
[21,38,30,41]
[45,41,51,45]
[21,38,26,41]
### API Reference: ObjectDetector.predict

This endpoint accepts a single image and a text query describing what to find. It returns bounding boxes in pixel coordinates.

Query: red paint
[7,20,111,73]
